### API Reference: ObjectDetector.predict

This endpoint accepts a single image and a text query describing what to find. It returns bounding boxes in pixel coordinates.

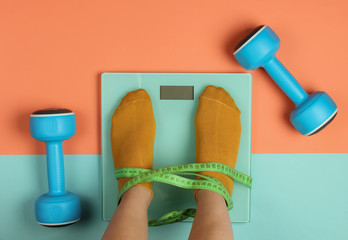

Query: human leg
[188,190,234,240]
[102,89,156,240]
[189,85,241,240]
[102,186,152,240]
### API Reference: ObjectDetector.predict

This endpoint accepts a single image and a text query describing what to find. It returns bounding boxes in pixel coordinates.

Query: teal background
[1,154,348,239]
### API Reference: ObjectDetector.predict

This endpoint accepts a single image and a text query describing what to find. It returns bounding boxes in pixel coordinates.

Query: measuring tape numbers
[115,162,252,226]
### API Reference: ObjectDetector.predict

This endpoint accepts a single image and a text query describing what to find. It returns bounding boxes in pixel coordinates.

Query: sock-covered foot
[194,85,241,197]
[111,89,156,198]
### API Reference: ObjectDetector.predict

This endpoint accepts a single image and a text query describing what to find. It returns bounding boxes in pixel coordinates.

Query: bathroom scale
[101,73,252,222]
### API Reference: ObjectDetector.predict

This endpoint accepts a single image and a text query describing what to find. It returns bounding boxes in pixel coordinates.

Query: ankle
[120,185,153,208]
[196,190,226,208]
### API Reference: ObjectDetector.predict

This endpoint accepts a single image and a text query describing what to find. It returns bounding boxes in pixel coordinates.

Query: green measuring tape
[115,162,252,226]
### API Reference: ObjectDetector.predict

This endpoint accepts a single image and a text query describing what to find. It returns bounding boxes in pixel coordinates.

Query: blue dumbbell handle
[46,141,66,195]
[263,57,308,106]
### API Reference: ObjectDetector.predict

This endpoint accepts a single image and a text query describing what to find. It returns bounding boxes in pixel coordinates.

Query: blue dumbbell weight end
[234,25,337,135]
[30,108,81,226]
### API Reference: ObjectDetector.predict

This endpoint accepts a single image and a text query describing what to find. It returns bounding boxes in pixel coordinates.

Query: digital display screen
[160,86,194,100]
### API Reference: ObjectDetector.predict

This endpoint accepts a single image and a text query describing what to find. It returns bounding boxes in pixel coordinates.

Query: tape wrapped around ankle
[115,162,252,226]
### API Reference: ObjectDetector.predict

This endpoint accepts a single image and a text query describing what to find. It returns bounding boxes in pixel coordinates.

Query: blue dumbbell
[30,108,81,226]
[234,25,338,135]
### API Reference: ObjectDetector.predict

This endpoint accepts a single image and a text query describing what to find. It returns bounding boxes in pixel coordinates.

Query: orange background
[0,0,347,155]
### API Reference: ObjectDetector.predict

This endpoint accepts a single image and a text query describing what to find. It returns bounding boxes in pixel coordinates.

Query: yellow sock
[194,85,241,197]
[111,89,156,198]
